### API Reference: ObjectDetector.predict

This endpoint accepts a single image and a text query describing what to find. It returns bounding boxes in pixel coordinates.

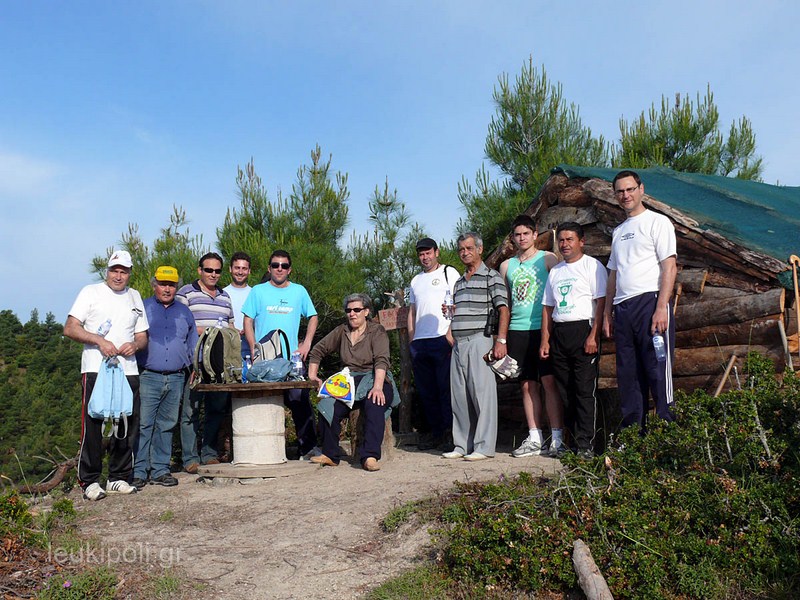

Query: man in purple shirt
[133,266,198,489]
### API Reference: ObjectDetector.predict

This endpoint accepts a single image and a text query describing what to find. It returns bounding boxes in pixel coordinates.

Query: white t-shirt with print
[607,209,676,304]
[544,254,608,323]
[408,264,458,340]
[68,283,149,375]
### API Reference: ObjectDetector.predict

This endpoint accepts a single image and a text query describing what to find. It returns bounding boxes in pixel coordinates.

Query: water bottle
[444,289,454,320]
[96,319,112,337]
[215,317,225,329]
[242,354,252,383]
[290,351,304,378]
[652,331,667,362]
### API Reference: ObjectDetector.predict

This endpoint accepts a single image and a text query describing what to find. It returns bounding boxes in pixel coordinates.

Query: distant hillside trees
[0,310,82,483]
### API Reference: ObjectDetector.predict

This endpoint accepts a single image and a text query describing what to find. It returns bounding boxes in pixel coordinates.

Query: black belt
[145,368,188,376]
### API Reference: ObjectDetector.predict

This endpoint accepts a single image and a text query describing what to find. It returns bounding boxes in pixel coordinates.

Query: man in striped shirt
[443,232,509,461]
[176,252,235,472]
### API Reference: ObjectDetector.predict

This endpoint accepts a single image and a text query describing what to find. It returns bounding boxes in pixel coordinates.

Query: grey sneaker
[512,437,545,458]
[299,446,322,461]
[547,441,568,458]
[106,480,138,494]
[83,482,106,501]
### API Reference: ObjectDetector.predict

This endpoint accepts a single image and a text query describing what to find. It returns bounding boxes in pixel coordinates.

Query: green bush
[424,357,800,598]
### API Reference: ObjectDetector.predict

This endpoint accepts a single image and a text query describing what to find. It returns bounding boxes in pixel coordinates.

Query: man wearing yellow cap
[132,266,198,489]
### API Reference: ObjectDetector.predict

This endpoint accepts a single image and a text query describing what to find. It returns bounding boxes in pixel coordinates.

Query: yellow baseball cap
[154,266,180,283]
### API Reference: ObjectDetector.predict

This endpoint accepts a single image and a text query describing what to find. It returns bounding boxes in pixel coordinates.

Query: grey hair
[457,231,483,248]
[343,293,373,314]
[150,276,183,288]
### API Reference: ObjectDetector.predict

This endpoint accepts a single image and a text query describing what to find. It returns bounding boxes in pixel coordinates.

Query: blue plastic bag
[88,358,133,438]
[246,357,292,382]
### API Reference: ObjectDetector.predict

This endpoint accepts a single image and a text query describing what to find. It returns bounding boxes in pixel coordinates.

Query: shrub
[425,360,800,598]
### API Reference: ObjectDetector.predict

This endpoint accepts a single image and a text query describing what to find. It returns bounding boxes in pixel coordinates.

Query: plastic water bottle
[242,355,252,383]
[652,331,667,362]
[215,317,225,329]
[444,290,454,320]
[290,351,304,378]
[97,319,112,337]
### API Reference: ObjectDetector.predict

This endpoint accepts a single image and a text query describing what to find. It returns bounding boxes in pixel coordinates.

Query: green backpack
[192,326,243,386]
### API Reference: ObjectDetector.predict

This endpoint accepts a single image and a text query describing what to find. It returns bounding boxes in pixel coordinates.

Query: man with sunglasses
[242,250,319,459]
[603,170,677,432]
[176,252,235,472]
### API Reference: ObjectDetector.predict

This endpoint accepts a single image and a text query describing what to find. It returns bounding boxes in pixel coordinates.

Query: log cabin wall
[485,173,796,396]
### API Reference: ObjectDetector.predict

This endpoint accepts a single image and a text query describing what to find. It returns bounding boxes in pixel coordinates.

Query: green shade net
[552,165,800,289]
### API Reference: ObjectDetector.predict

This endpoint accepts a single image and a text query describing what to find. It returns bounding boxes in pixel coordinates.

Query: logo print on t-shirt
[510,263,542,307]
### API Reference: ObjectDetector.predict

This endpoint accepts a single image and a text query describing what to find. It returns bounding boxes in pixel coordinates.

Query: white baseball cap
[107,250,133,269]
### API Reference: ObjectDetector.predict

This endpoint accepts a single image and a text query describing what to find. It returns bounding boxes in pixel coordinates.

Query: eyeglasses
[614,184,640,197]
[270,262,291,270]
[345,307,366,314]
[202,268,222,274]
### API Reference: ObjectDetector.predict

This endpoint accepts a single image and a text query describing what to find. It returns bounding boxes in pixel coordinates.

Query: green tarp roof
[553,165,800,288]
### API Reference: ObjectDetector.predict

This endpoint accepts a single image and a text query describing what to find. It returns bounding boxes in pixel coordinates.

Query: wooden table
[196,381,317,472]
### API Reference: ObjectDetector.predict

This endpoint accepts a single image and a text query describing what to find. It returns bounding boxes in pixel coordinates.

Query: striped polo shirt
[175,280,234,330]
[451,262,508,339]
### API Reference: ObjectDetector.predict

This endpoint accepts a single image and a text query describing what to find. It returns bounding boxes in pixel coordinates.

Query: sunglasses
[202,268,222,274]
[345,307,366,314]
[270,262,291,270]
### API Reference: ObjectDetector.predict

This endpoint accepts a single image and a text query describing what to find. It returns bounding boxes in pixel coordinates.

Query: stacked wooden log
[486,173,795,394]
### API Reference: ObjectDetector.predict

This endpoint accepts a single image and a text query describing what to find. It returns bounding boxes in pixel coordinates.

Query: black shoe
[577,448,595,460]
[150,474,179,487]
[131,477,148,491]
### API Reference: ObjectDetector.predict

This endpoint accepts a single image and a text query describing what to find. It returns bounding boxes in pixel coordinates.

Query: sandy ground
[69,442,559,599]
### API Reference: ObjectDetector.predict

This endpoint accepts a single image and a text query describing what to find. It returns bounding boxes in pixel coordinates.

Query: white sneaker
[442,450,465,459]
[512,437,545,458]
[106,480,138,495]
[83,482,106,501]
[463,452,491,461]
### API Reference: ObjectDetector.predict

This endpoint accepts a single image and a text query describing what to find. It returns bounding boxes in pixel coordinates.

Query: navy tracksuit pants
[613,292,674,430]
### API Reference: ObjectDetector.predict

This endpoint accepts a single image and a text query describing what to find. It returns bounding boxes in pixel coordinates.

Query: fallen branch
[572,539,614,600]
[603,456,617,495]
[16,457,77,495]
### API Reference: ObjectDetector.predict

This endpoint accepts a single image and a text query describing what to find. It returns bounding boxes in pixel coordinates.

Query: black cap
[416,237,438,251]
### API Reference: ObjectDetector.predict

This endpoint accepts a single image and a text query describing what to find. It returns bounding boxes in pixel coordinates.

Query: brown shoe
[202,458,220,466]
[184,463,199,474]
[309,454,338,467]
[362,457,380,472]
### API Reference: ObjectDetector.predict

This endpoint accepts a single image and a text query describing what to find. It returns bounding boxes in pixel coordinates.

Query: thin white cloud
[0,150,64,197]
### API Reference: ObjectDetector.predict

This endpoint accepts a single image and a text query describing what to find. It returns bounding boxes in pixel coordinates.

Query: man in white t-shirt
[603,170,677,432]
[64,250,149,501]
[223,251,252,359]
[407,238,458,451]
[541,222,607,457]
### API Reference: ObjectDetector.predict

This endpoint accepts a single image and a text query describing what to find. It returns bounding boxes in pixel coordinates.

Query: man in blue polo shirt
[243,249,319,459]
[133,266,197,488]
[176,252,235,472]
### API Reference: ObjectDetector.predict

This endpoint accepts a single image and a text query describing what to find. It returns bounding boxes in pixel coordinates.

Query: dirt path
[71,445,559,599]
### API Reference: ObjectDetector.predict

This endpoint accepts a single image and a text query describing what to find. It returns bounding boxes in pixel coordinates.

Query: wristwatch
[496,338,507,344]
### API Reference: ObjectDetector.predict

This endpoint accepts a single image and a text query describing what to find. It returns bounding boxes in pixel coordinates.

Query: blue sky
[2,1,798,322]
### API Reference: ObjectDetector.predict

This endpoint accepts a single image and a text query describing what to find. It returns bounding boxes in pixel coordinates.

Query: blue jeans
[134,370,186,479]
